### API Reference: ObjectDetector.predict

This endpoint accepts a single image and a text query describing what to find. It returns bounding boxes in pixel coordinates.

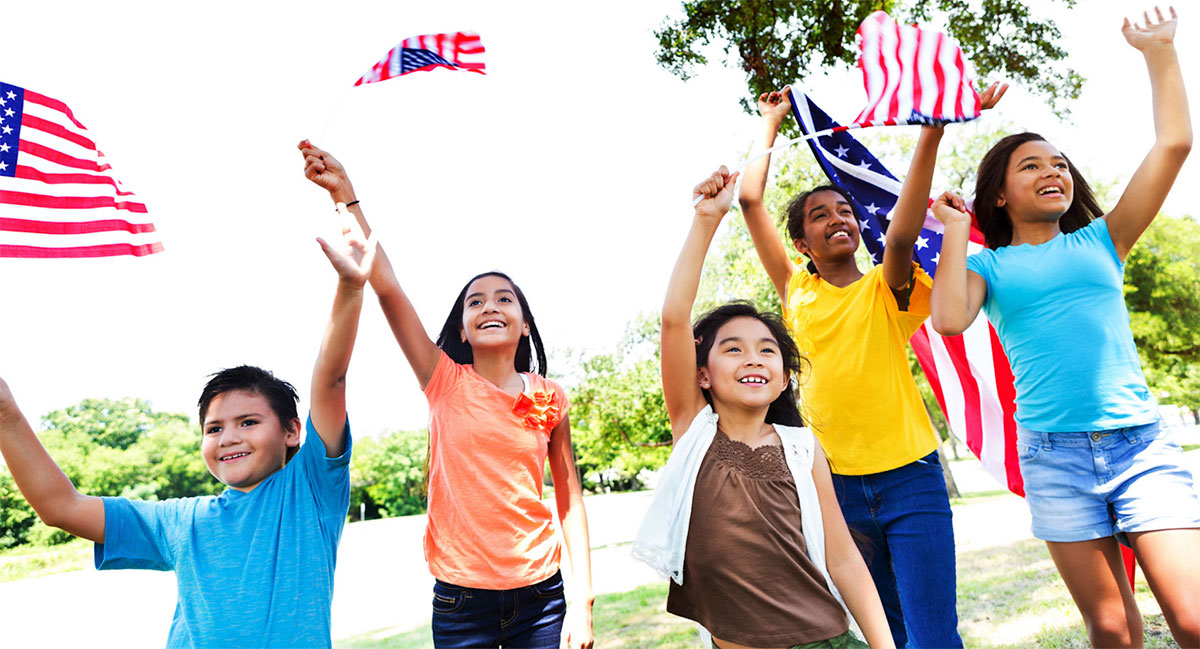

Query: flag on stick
[0,81,161,258]
[789,88,1023,495]
[854,11,982,127]
[354,31,486,86]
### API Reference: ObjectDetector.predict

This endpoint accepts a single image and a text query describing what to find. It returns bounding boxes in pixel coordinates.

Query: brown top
[667,430,848,647]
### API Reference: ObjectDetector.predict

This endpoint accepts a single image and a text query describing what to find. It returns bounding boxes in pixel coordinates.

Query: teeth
[480,321,504,329]
[739,377,767,384]
[830,232,850,239]
[221,453,248,461]
[1038,187,1061,195]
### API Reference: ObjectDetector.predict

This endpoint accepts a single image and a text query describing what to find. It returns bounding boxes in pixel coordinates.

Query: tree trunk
[937,445,960,499]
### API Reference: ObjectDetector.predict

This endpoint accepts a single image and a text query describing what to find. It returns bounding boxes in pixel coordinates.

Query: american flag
[354,31,486,86]
[0,81,161,258]
[789,89,1024,496]
[854,11,981,127]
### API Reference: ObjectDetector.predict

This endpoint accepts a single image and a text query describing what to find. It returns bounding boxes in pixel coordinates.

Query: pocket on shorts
[530,572,565,599]
[1016,441,1045,463]
[432,583,466,614]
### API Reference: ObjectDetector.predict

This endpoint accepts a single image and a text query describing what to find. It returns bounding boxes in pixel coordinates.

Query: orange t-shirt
[423,351,569,589]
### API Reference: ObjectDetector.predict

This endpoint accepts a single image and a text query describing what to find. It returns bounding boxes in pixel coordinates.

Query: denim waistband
[1016,419,1159,448]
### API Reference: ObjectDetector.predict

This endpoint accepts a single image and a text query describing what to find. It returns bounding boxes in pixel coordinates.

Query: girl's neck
[471,350,523,396]
[1010,217,1063,247]
[812,256,863,288]
[713,402,777,447]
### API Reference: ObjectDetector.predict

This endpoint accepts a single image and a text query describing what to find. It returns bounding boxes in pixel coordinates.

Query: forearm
[310,280,365,455]
[930,222,972,335]
[662,215,720,328]
[739,118,783,206]
[0,390,103,541]
[1146,44,1192,152]
[559,494,594,607]
[888,126,943,246]
[829,554,895,648]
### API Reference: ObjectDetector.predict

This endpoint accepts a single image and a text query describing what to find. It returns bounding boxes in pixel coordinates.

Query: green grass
[0,537,92,583]
[949,488,1009,505]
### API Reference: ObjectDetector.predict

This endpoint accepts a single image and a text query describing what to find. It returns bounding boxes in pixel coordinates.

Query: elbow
[737,194,761,213]
[930,313,965,337]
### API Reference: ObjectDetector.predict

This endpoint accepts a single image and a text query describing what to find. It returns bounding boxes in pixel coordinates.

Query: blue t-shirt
[95,416,352,649]
[966,218,1157,431]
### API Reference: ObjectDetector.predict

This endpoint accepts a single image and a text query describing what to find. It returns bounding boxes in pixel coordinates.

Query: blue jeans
[430,571,566,649]
[831,452,962,649]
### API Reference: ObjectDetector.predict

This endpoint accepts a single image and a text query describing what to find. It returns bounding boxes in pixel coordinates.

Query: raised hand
[299,140,355,203]
[931,191,971,227]
[1122,6,1177,51]
[757,86,793,125]
[979,81,1009,111]
[693,166,739,222]
[317,203,377,287]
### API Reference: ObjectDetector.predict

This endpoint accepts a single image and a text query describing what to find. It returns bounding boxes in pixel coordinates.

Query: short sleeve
[548,379,570,429]
[95,497,187,571]
[423,351,462,406]
[299,415,353,520]
[965,249,992,284]
[901,262,933,319]
[1085,218,1123,269]
[781,262,810,323]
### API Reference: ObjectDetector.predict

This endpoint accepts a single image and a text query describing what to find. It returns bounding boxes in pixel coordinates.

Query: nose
[218,427,241,446]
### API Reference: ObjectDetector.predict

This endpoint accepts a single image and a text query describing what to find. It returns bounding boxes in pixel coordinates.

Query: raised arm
[0,379,105,543]
[662,168,738,440]
[883,82,1007,290]
[309,205,376,456]
[812,441,895,649]
[1106,7,1191,261]
[929,192,987,336]
[547,414,595,649]
[738,88,796,301]
[299,141,441,388]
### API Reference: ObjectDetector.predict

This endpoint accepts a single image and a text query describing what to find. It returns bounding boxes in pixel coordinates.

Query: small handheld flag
[354,31,486,86]
[0,81,162,259]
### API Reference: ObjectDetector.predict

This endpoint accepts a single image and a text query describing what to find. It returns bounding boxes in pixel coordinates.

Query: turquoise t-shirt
[966,218,1157,432]
[95,416,352,649]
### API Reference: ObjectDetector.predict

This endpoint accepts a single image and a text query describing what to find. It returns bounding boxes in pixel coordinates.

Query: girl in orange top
[299,141,594,649]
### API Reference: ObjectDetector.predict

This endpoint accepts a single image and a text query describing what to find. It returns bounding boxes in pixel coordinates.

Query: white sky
[1,0,1195,437]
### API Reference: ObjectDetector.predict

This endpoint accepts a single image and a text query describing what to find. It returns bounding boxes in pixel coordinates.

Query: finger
[359,233,380,274]
[1170,6,1177,20]
[316,237,339,265]
[1155,6,1165,23]
[1145,10,1151,28]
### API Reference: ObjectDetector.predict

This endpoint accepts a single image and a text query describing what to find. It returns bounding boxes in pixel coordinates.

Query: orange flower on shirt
[513,389,559,431]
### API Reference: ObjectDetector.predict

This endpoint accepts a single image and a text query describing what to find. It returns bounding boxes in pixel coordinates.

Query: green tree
[349,429,428,519]
[40,397,184,451]
[654,0,1082,124]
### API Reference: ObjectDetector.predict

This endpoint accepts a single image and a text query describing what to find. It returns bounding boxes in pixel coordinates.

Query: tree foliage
[349,429,428,519]
[654,0,1082,124]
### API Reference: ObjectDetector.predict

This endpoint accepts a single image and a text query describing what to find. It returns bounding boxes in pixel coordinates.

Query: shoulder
[424,350,466,400]
[966,247,997,276]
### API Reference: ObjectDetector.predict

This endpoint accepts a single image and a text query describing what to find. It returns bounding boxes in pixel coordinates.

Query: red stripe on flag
[911,27,924,120]
[0,190,148,212]
[952,48,967,121]
[932,33,946,120]
[886,20,902,122]
[19,114,96,150]
[0,217,155,235]
[23,90,87,130]
[989,325,1024,496]
[0,242,163,258]
[940,333,986,457]
[15,166,134,195]
[18,140,101,172]
[911,327,952,417]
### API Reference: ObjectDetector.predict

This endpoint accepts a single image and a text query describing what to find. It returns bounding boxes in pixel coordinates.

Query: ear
[995,192,1006,207]
[460,326,466,343]
[283,418,302,448]
[522,323,530,337]
[697,367,711,390]
[793,238,810,255]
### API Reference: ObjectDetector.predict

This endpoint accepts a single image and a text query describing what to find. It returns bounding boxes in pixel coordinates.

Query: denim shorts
[1016,419,1200,543]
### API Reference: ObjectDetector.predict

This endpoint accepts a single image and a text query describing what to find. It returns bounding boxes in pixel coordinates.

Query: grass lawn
[336,540,1181,649]
[0,536,92,583]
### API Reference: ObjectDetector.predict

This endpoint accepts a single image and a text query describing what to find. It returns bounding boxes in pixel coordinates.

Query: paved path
[0,449,1195,647]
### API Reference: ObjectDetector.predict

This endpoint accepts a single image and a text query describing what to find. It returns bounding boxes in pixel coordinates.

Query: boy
[0,204,375,648]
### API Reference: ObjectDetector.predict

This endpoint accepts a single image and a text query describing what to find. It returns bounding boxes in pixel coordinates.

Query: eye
[760,346,778,355]
[1022,162,1038,171]
[1055,162,1069,170]
[724,345,742,353]
[499,296,512,303]
[467,299,482,307]
[839,209,853,217]
[240,419,258,427]
[205,426,221,436]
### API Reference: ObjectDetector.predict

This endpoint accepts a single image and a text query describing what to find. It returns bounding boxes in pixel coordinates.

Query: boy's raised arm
[299,141,441,389]
[309,205,376,457]
[0,379,105,543]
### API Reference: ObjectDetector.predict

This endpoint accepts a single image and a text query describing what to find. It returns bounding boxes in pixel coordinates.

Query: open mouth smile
[219,452,249,462]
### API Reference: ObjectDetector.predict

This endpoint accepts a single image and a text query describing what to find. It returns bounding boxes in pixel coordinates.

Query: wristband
[342,200,360,209]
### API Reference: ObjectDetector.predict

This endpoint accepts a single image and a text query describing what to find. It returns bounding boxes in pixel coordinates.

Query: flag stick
[315,87,356,145]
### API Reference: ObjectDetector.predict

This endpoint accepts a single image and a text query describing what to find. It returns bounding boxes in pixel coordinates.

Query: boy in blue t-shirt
[0,203,376,649]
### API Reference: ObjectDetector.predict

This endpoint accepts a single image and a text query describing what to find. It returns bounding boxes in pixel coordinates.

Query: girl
[298,141,594,649]
[930,8,1199,648]
[633,167,894,649]
[736,83,1004,648]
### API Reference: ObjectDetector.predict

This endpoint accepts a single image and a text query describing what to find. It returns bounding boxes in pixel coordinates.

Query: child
[0,203,374,648]
[735,83,1004,648]
[633,167,894,649]
[299,141,594,649]
[930,8,1199,648]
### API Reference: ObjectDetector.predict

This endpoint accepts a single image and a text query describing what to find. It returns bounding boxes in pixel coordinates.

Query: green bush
[27,521,73,547]
[349,429,428,520]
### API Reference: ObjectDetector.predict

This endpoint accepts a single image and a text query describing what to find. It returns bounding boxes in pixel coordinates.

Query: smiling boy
[0,204,375,648]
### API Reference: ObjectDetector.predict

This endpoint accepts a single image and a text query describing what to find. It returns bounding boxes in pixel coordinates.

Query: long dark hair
[974,132,1104,249]
[691,302,806,427]
[434,271,549,376]
[784,184,862,274]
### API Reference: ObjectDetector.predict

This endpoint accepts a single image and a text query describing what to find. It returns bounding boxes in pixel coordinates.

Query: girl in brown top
[658,167,894,649]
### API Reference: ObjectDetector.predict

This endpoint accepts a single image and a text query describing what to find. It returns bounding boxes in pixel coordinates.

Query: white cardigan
[630,405,858,644]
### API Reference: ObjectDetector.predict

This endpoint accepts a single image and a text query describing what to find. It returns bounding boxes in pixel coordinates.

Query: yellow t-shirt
[783,262,939,475]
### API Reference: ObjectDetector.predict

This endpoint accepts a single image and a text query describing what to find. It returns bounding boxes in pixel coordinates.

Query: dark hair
[784,184,861,274]
[435,271,549,376]
[974,132,1104,249]
[198,366,300,460]
[692,302,806,427]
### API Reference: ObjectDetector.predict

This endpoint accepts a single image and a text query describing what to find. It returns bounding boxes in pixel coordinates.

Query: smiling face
[201,390,301,492]
[998,139,1074,223]
[460,274,530,351]
[698,316,788,411]
[794,189,861,262]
